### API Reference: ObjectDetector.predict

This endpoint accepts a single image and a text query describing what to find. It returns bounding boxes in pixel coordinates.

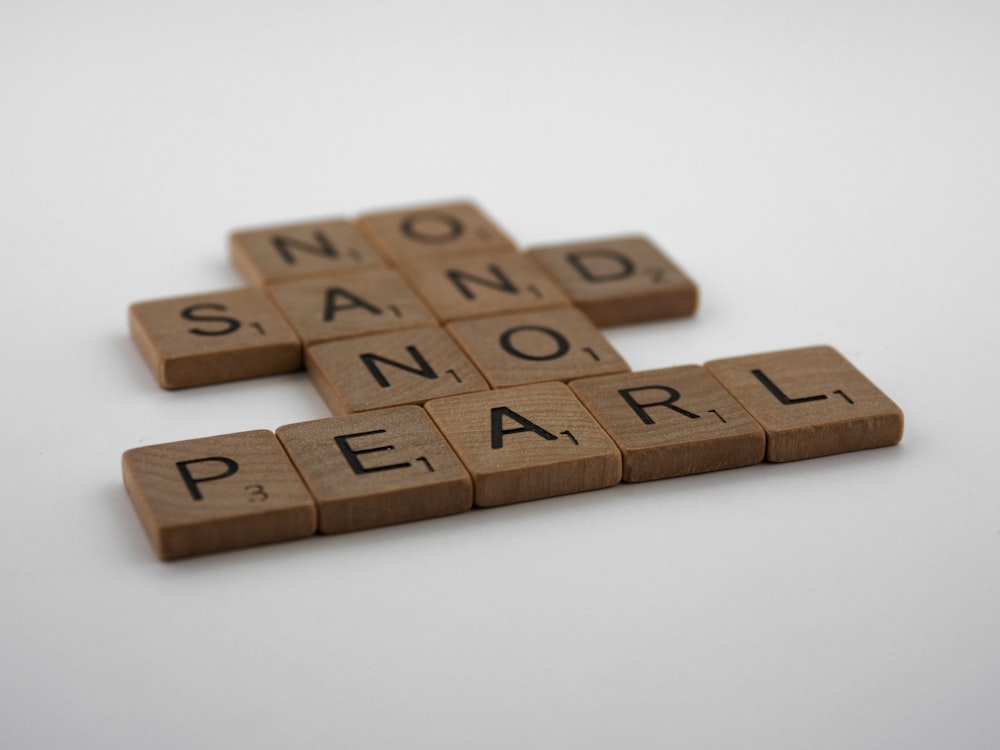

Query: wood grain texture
[356,201,517,265]
[424,382,622,508]
[570,366,765,482]
[122,430,317,560]
[230,218,384,286]
[277,406,472,534]
[266,268,437,347]
[704,345,904,462]
[128,288,302,389]
[446,307,630,388]
[306,326,489,415]
[527,235,697,326]
[400,250,569,322]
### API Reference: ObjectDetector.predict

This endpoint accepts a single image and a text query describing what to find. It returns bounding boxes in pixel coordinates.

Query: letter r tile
[122,430,317,560]
[424,382,622,507]
[276,406,472,534]
[570,366,765,482]
[527,235,697,326]
[704,345,904,462]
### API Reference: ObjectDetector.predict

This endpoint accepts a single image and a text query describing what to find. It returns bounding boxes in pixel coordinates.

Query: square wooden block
[356,201,517,265]
[425,383,621,507]
[527,235,697,326]
[570,366,765,482]
[276,406,472,534]
[704,345,904,462]
[401,250,570,322]
[122,430,317,560]
[129,288,302,389]
[230,218,385,286]
[446,307,630,388]
[306,326,489,415]
[266,268,437,347]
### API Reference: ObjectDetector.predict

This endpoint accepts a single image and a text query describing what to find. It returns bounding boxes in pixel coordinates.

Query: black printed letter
[335,429,411,474]
[360,346,438,388]
[566,248,635,283]
[618,386,700,424]
[175,457,239,501]
[490,407,558,449]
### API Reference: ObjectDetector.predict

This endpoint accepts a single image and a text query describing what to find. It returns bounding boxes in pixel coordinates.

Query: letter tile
[704,345,904,462]
[424,382,622,507]
[122,430,317,559]
[277,406,472,534]
[570,366,765,481]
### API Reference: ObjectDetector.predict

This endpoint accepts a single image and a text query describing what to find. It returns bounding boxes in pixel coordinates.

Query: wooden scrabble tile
[276,406,472,534]
[266,268,437,347]
[122,430,317,560]
[446,307,630,388]
[424,382,621,508]
[704,345,904,462]
[306,326,489,415]
[356,201,517,265]
[569,366,765,482]
[230,218,384,286]
[400,251,570,322]
[129,288,302,389]
[527,235,697,326]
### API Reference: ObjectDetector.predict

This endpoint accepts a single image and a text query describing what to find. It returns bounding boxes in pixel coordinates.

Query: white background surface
[2,2,998,748]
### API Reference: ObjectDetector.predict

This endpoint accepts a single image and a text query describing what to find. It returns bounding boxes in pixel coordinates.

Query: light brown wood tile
[446,308,630,388]
[129,289,302,389]
[266,268,437,347]
[527,235,697,326]
[276,406,472,534]
[356,201,517,265]
[424,382,621,507]
[306,326,489,415]
[122,430,317,560]
[400,251,570,322]
[704,345,904,462]
[570,366,765,482]
[230,218,384,286]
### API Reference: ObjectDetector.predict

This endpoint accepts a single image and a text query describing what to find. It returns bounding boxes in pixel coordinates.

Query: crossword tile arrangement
[124,201,904,560]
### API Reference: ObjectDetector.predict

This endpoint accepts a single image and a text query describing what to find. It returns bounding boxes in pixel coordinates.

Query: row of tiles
[130,202,695,390]
[123,346,904,560]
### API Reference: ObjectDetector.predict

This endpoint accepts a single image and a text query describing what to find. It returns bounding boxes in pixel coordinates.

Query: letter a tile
[570,366,765,482]
[266,268,436,347]
[122,430,317,560]
[527,235,697,326]
[704,345,904,462]
[277,406,472,534]
[424,382,622,507]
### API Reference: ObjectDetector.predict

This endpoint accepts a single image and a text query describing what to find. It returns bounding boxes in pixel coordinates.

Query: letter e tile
[424,383,622,507]
[704,345,904,462]
[277,406,472,534]
[122,430,317,559]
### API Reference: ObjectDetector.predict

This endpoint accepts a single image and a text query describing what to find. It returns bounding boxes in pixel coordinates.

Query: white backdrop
[2,2,998,748]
